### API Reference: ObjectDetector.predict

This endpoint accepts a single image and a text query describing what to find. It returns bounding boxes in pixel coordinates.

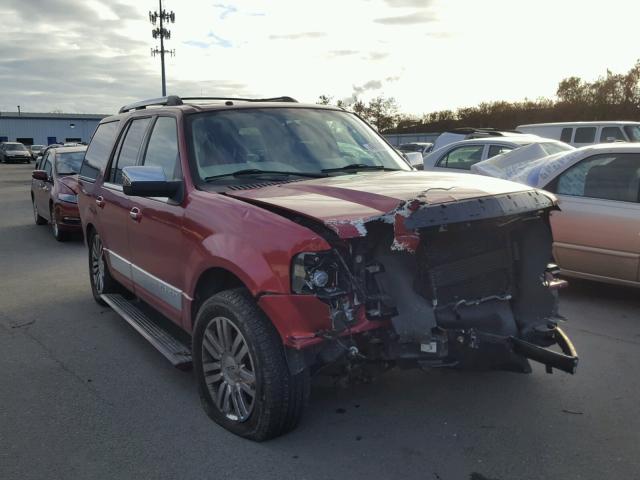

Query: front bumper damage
[273,188,579,376]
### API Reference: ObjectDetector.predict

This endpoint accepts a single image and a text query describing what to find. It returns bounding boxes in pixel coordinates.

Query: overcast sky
[1,0,639,115]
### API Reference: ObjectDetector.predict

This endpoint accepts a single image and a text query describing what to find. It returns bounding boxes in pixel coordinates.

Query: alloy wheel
[91,235,105,294]
[201,316,257,422]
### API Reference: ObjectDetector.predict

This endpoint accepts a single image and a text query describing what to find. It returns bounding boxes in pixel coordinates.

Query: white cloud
[1,0,640,116]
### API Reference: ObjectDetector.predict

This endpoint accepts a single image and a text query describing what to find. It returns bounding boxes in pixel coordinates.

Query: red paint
[227,171,533,238]
[31,152,83,234]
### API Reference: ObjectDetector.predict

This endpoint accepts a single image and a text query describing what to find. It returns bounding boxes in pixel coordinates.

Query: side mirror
[122,166,182,198]
[32,170,48,181]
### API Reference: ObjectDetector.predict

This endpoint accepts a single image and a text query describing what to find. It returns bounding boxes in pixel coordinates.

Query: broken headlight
[291,251,349,297]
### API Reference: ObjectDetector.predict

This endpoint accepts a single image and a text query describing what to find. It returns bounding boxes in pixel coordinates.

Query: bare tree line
[319,61,640,133]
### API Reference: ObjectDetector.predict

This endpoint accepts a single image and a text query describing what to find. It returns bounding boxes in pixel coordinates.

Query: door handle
[129,207,142,221]
[96,196,105,208]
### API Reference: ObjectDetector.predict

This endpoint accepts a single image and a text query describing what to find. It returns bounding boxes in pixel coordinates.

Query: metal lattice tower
[149,1,175,96]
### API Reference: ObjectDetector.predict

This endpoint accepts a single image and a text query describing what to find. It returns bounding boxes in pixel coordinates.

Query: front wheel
[50,206,69,242]
[88,230,120,305]
[193,288,309,441]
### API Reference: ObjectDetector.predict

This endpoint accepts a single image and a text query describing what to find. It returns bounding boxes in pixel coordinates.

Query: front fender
[184,230,331,298]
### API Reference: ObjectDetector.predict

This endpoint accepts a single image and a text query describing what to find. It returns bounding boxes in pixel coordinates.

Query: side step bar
[100,294,192,369]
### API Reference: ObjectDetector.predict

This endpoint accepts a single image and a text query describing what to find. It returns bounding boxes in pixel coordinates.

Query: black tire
[193,288,309,441]
[88,230,121,305]
[32,199,47,225]
[50,205,69,242]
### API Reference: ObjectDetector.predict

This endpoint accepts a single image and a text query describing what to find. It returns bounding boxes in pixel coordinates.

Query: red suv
[77,96,577,441]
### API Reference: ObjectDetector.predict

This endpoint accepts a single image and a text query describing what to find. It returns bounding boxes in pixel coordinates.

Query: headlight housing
[57,193,77,203]
[291,251,349,297]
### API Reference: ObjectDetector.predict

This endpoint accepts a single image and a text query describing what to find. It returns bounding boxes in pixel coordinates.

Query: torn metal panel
[403,190,556,230]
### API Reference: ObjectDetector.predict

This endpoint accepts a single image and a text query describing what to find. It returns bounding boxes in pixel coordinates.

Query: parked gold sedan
[473,144,640,287]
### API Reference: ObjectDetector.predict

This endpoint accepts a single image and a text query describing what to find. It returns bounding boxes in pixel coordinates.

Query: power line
[149,1,175,96]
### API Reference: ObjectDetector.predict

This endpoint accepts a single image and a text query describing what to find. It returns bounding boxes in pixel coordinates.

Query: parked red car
[31,146,86,241]
[77,96,577,441]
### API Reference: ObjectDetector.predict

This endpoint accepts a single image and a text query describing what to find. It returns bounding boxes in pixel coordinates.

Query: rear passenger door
[99,116,153,289]
[547,153,640,283]
[127,116,186,322]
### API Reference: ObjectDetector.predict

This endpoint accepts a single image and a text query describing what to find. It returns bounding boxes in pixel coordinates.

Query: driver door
[126,116,186,324]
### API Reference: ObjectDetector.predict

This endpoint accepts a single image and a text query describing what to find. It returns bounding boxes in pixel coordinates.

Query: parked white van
[516,121,640,146]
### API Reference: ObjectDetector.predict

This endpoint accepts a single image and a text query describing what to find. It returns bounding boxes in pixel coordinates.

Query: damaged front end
[290,189,578,376]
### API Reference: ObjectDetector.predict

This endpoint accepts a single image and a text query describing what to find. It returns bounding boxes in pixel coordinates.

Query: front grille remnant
[416,225,514,307]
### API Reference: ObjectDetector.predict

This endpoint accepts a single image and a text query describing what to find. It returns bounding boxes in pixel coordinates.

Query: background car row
[0,142,32,163]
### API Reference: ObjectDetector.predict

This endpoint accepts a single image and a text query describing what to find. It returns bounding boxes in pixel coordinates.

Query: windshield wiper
[204,168,327,181]
[321,164,399,173]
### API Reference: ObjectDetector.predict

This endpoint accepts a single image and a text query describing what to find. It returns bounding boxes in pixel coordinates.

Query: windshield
[188,107,410,182]
[6,143,27,151]
[55,151,85,175]
[623,125,640,142]
[31,145,44,151]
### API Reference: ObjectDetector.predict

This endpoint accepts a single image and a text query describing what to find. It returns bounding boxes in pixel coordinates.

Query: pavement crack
[22,330,115,407]
[10,320,36,329]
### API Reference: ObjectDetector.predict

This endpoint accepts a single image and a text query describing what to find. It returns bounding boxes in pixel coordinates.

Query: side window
[438,145,485,170]
[555,153,640,203]
[560,128,573,143]
[487,145,514,158]
[80,121,119,181]
[574,127,596,144]
[110,117,152,184]
[600,127,626,143]
[43,155,53,177]
[143,117,181,180]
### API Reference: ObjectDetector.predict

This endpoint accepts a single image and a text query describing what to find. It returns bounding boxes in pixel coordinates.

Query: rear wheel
[50,206,69,242]
[88,230,120,305]
[32,199,47,225]
[193,288,309,441]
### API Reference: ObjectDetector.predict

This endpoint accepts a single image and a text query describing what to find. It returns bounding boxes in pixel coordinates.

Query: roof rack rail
[119,95,183,114]
[179,96,298,104]
[118,95,298,114]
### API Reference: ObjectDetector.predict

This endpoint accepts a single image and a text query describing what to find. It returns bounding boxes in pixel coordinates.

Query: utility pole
[17,105,21,116]
[149,1,175,96]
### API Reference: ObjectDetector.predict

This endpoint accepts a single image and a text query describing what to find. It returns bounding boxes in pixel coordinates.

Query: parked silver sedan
[472,144,640,287]
[422,135,572,172]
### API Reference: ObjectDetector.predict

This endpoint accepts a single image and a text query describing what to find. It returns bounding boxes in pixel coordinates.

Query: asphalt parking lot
[1,163,638,480]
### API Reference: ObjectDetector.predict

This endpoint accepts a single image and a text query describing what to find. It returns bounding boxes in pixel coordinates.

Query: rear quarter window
[80,121,119,181]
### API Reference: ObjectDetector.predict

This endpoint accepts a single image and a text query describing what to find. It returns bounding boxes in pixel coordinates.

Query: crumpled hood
[227,171,552,242]
[59,174,80,194]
